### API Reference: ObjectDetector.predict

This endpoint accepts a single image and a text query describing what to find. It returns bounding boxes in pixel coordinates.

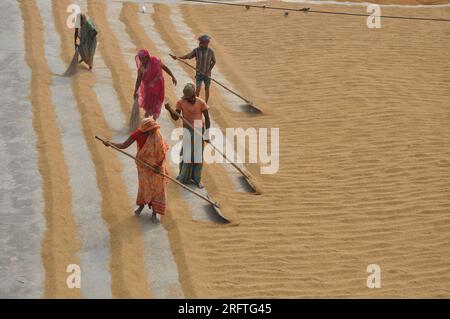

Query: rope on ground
[184,0,450,23]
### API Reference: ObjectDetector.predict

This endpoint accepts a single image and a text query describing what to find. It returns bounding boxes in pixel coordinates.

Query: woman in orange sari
[103,117,169,223]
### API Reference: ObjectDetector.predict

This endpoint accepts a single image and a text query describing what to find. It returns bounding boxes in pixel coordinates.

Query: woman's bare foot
[151,212,159,224]
[134,205,144,216]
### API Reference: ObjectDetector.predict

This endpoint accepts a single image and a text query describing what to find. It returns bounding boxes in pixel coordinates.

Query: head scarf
[135,49,151,69]
[140,116,160,133]
[78,13,87,26]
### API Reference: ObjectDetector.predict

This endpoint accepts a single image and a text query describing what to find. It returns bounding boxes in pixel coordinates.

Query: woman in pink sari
[133,49,177,119]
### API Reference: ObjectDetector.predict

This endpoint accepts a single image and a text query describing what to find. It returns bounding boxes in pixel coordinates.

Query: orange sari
[135,126,169,215]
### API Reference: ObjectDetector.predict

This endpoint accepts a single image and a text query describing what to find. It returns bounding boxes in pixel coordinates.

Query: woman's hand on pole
[165,103,173,113]
[165,103,173,115]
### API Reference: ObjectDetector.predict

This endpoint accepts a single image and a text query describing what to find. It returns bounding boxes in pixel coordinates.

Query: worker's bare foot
[151,212,159,224]
[195,181,205,189]
[134,205,144,216]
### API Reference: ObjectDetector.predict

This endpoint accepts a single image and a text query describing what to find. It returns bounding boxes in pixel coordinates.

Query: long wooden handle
[169,54,253,106]
[164,104,251,180]
[95,136,220,208]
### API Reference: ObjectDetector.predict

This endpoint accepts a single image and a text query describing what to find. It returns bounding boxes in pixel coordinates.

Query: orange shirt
[176,98,209,128]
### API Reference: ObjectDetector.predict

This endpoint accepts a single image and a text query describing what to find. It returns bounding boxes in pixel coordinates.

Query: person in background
[134,49,177,119]
[74,13,97,70]
[172,34,216,103]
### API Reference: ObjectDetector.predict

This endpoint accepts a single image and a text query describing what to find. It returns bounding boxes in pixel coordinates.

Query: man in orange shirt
[166,83,211,188]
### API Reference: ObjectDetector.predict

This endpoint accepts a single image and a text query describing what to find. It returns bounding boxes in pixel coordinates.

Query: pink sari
[136,49,165,119]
